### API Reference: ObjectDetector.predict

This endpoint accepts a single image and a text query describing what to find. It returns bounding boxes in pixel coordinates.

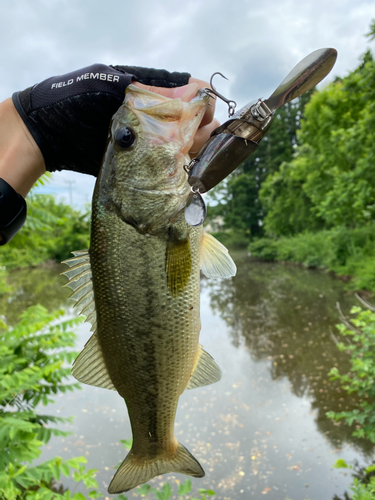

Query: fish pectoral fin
[200,232,237,279]
[72,332,116,391]
[108,442,204,494]
[166,234,192,296]
[186,344,222,390]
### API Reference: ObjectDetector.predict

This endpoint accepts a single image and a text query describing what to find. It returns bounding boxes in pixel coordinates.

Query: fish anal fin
[186,344,222,390]
[108,441,204,494]
[200,232,237,279]
[72,332,115,391]
[166,235,192,297]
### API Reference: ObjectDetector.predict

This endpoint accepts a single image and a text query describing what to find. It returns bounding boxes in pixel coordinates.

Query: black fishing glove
[12,64,191,177]
[0,178,27,246]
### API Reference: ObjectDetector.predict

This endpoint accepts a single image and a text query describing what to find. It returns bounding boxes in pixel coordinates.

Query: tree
[261,50,375,235]
[365,18,375,41]
[215,91,314,236]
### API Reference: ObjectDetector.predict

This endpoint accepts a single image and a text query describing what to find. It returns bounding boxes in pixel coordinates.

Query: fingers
[132,79,219,157]
[188,77,216,127]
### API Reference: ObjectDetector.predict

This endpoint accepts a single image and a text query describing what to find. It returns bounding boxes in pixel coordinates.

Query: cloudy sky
[1,0,374,208]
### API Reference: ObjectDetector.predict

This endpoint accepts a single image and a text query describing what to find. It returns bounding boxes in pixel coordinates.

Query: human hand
[134,77,219,157]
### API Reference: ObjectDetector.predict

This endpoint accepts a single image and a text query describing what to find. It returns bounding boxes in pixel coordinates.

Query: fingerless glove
[12,64,190,177]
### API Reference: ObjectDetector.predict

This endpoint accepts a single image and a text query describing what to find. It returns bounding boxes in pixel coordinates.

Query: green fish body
[62,85,236,493]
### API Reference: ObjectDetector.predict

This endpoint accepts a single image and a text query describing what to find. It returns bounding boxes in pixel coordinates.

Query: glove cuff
[0,178,27,245]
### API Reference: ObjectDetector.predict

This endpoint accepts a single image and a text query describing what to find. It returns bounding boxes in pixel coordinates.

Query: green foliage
[261,50,375,235]
[0,266,11,295]
[210,230,249,249]
[366,18,375,41]
[212,91,313,236]
[326,306,375,442]
[333,459,375,500]
[0,194,90,270]
[249,225,375,291]
[0,304,102,499]
[328,293,375,500]
[259,149,324,236]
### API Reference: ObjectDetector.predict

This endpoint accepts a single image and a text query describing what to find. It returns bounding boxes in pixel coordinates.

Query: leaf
[60,462,70,477]
[334,459,349,469]
[198,489,215,496]
[137,484,151,495]
[156,482,172,500]
[178,479,192,496]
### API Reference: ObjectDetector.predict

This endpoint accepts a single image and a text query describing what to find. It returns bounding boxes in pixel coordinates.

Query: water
[4,254,375,499]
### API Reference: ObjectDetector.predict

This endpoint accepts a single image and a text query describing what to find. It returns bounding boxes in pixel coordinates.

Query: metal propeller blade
[265,48,337,112]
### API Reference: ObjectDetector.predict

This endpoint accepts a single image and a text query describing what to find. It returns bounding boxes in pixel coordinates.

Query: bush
[334,460,375,500]
[211,230,249,249]
[326,306,375,442]
[247,237,279,261]
[249,225,375,291]
[0,304,102,499]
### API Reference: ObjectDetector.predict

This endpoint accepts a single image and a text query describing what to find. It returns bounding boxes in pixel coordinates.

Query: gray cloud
[0,0,374,206]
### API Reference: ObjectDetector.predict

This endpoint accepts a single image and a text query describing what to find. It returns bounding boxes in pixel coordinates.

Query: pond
[4,253,375,500]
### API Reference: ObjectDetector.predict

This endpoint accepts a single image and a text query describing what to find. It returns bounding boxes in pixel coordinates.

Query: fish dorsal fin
[72,332,115,391]
[61,250,97,331]
[186,344,222,390]
[200,233,237,279]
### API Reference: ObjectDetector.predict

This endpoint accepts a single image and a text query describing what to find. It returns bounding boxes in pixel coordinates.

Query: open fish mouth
[122,84,210,161]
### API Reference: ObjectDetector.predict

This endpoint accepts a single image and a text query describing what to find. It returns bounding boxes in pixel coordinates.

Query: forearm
[0,98,45,197]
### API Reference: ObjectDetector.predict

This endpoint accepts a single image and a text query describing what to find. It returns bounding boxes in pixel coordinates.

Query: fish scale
[90,205,203,468]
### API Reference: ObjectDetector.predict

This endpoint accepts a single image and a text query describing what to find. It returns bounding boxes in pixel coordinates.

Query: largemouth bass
[62,85,236,494]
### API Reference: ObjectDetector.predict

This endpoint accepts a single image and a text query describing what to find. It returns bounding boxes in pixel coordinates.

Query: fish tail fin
[108,441,204,494]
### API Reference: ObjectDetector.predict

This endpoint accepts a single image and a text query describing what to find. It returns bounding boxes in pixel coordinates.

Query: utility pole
[64,180,75,207]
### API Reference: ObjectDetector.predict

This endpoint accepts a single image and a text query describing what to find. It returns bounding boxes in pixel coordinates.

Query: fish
[61,84,236,494]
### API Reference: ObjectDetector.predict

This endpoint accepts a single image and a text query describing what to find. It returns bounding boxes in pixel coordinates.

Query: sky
[1,0,374,208]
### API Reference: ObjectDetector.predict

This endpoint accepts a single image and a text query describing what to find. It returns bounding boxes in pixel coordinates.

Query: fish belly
[90,209,202,458]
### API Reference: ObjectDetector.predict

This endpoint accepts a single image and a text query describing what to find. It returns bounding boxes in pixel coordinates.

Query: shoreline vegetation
[213,224,375,293]
[248,227,375,292]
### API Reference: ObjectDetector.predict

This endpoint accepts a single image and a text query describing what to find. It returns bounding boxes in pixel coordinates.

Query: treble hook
[205,72,237,117]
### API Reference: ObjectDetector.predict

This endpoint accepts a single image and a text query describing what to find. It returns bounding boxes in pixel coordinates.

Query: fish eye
[114,127,136,148]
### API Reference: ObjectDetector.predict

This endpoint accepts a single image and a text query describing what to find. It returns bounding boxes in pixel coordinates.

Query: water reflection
[205,253,373,454]
[3,257,375,499]
[1,264,69,325]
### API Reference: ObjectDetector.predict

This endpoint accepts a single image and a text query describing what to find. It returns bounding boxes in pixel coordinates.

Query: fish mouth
[124,84,210,157]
